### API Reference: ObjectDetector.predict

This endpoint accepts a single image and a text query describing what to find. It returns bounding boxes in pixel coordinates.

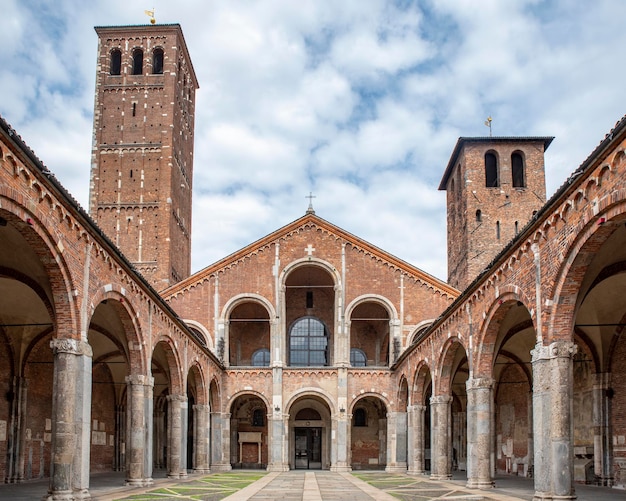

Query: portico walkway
[0,470,624,500]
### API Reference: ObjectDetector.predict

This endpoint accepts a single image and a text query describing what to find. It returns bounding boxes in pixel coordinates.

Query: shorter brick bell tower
[439,136,553,290]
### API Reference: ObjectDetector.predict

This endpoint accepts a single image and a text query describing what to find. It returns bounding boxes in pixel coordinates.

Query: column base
[385,464,408,473]
[466,478,495,489]
[45,489,87,501]
[330,464,352,472]
[267,463,290,472]
[430,474,452,480]
[533,492,577,500]
[126,478,153,487]
[407,469,427,476]
[210,463,233,472]
[44,491,74,501]
[193,468,211,474]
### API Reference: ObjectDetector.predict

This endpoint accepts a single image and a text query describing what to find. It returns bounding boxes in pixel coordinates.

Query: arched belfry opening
[285,265,336,367]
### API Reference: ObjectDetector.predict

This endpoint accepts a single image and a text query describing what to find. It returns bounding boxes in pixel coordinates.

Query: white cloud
[1,0,625,284]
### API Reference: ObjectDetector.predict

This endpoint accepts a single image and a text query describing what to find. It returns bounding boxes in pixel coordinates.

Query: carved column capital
[166,394,187,403]
[50,338,92,357]
[466,377,494,391]
[430,395,452,405]
[125,374,154,386]
[531,341,577,362]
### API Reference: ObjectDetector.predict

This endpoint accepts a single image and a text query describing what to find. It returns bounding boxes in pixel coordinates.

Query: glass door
[294,427,322,469]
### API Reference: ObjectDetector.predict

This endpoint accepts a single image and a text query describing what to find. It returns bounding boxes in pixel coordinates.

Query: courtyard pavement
[0,469,625,500]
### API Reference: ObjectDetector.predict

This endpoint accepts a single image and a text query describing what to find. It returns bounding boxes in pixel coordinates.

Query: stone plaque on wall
[92,430,107,445]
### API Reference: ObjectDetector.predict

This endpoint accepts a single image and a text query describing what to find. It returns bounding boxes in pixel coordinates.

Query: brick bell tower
[90,24,198,290]
[439,136,553,291]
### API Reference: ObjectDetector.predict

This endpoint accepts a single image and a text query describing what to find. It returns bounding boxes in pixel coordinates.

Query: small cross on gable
[305,244,316,256]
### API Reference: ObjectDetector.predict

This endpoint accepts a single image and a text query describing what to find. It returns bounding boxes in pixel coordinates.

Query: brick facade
[90,24,197,290]
[1,20,626,501]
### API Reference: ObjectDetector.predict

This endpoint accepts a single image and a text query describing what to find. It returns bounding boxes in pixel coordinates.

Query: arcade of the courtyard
[3,104,626,500]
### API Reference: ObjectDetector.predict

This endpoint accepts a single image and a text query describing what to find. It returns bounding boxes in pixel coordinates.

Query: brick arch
[90,288,145,373]
[397,376,409,411]
[344,294,398,322]
[349,392,391,415]
[227,390,270,413]
[435,337,468,395]
[152,336,184,396]
[0,203,79,340]
[220,293,276,321]
[408,319,435,346]
[411,361,433,406]
[279,257,341,289]
[475,292,535,377]
[182,319,213,350]
[547,201,626,343]
[186,362,208,406]
[285,387,336,415]
[209,377,221,412]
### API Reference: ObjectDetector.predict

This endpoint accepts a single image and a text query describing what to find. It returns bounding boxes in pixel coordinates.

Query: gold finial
[484,116,493,137]
[144,8,156,24]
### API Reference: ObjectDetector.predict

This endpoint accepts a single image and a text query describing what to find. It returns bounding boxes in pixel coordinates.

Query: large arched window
[485,151,499,187]
[251,348,270,367]
[350,348,367,367]
[110,49,122,75]
[132,48,143,75]
[511,151,525,188]
[289,317,328,367]
[152,48,164,74]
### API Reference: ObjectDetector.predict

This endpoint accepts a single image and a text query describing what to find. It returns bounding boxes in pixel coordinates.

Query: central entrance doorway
[294,427,322,469]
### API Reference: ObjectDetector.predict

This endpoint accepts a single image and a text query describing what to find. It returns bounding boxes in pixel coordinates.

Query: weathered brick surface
[90,25,197,290]
[2,28,626,491]
[443,139,549,291]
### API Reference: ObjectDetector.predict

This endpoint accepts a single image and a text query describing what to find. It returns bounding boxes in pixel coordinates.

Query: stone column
[114,404,125,471]
[7,377,27,483]
[125,374,154,487]
[47,338,92,500]
[526,391,534,478]
[466,377,494,489]
[531,341,577,500]
[193,404,211,473]
[332,366,350,471]
[385,411,407,472]
[268,366,289,471]
[593,373,612,486]
[167,394,186,478]
[210,412,232,471]
[153,410,165,469]
[430,395,452,480]
[408,404,427,475]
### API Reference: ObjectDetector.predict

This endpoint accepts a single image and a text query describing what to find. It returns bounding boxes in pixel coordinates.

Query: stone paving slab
[1,470,625,500]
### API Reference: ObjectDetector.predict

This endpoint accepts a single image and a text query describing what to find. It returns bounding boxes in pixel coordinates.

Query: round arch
[279,257,342,288]
[90,287,145,374]
[182,319,213,350]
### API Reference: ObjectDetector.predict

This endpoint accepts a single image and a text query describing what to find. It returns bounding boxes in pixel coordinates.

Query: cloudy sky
[1,1,624,282]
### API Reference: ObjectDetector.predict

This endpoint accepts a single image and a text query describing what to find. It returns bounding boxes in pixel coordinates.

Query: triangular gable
[163,213,458,298]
